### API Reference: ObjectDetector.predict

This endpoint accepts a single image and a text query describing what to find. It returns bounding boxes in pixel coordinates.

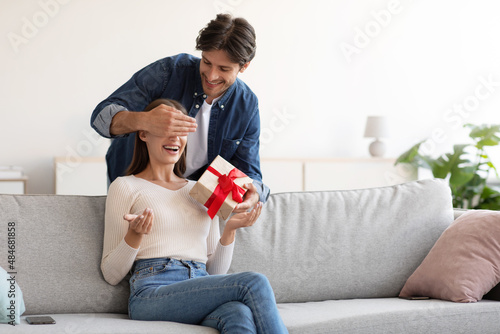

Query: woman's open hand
[227,202,262,230]
[123,208,154,249]
[220,202,263,245]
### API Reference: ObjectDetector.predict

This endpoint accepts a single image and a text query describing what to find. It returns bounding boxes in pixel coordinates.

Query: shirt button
[203,94,207,99]
[195,104,200,109]
[194,92,198,96]
[221,105,225,109]
[236,141,240,145]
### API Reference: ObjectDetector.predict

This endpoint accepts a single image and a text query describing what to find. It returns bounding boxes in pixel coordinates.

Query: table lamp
[364,116,389,157]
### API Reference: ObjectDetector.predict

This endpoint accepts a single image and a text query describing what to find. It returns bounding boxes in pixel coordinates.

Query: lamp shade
[364,116,389,138]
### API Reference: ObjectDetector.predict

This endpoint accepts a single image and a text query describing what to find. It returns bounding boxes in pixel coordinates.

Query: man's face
[200,49,249,104]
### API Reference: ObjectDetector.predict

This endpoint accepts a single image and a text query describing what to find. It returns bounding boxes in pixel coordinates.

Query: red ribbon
[204,166,247,219]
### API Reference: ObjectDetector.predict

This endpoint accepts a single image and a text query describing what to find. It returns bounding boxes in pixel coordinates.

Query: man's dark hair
[196,13,256,67]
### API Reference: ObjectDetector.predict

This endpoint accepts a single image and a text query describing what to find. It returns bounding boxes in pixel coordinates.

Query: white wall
[2,0,500,194]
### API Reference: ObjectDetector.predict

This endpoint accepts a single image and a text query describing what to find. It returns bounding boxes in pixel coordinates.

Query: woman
[101,99,288,333]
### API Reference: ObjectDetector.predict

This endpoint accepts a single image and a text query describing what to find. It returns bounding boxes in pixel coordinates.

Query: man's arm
[110,106,196,137]
[109,110,149,136]
[91,60,164,138]
[91,59,196,139]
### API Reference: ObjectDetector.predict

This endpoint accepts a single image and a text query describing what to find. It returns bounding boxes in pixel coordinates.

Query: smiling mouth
[163,145,179,153]
[205,76,223,87]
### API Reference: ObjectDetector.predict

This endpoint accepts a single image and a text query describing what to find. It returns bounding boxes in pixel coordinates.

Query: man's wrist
[111,110,146,136]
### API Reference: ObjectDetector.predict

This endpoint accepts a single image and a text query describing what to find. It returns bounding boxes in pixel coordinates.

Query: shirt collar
[193,58,204,98]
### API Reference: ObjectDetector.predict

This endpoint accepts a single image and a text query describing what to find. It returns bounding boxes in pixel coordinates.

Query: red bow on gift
[204,166,247,219]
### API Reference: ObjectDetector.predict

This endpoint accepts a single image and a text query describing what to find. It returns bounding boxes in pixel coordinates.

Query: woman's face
[139,131,187,166]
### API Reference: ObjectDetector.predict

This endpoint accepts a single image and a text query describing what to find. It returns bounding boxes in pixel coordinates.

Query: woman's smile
[163,145,180,154]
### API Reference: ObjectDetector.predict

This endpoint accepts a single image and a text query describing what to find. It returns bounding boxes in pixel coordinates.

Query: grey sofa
[1,178,500,333]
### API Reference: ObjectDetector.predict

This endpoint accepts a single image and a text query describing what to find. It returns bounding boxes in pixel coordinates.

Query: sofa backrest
[0,195,129,315]
[227,179,454,303]
[0,179,454,314]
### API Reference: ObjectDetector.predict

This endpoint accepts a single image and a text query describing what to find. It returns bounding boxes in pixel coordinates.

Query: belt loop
[180,260,195,279]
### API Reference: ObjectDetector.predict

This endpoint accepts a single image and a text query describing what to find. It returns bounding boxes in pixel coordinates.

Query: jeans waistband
[132,257,206,272]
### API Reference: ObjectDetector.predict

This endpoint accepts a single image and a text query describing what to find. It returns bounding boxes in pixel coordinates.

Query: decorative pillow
[399,210,500,303]
[0,266,25,325]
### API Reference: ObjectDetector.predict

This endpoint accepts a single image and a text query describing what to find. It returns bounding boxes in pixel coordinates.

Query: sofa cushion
[277,298,500,334]
[227,179,454,303]
[4,299,500,334]
[0,195,129,315]
[7,314,218,333]
[399,210,500,302]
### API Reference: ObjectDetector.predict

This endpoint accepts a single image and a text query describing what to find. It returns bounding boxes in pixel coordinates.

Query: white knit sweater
[101,175,234,285]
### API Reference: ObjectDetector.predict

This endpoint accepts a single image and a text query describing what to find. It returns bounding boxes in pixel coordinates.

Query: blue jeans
[128,258,288,334]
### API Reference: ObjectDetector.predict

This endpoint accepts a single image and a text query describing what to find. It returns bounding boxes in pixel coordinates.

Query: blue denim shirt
[91,53,270,202]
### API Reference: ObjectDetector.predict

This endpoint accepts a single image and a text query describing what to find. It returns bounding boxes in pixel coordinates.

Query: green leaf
[394,140,425,165]
[477,138,500,148]
[397,124,500,209]
[449,166,477,187]
[480,186,500,199]
[465,124,500,149]
[429,156,451,179]
[465,123,500,138]
[475,186,500,210]
[394,140,428,168]
[431,144,474,184]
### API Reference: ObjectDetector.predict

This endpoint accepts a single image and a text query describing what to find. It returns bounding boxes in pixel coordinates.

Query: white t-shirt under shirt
[100,175,234,285]
[184,97,220,177]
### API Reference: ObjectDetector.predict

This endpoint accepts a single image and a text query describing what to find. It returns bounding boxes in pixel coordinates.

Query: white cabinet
[54,157,107,195]
[261,160,304,193]
[0,178,28,194]
[261,158,417,194]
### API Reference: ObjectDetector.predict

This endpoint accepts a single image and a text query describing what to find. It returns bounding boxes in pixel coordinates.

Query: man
[91,14,269,211]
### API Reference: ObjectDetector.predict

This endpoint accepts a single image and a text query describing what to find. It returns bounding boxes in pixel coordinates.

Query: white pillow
[0,266,25,325]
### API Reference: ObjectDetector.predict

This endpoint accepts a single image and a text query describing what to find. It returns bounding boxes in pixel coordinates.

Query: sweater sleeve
[101,178,140,285]
[206,216,235,275]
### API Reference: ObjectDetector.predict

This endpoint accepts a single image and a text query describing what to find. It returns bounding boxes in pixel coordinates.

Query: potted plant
[395,124,500,209]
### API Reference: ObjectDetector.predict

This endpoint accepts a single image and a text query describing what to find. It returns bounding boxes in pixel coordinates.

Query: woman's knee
[243,271,271,285]
[201,301,256,333]
[225,301,254,320]
[236,272,274,295]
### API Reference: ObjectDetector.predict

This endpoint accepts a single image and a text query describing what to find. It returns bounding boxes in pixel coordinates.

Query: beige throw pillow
[399,210,500,303]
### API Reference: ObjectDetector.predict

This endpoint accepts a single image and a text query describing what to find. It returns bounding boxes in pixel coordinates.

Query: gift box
[189,155,253,220]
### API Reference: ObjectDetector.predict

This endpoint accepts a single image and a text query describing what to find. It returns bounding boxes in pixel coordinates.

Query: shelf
[0,177,28,194]
[261,157,416,193]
